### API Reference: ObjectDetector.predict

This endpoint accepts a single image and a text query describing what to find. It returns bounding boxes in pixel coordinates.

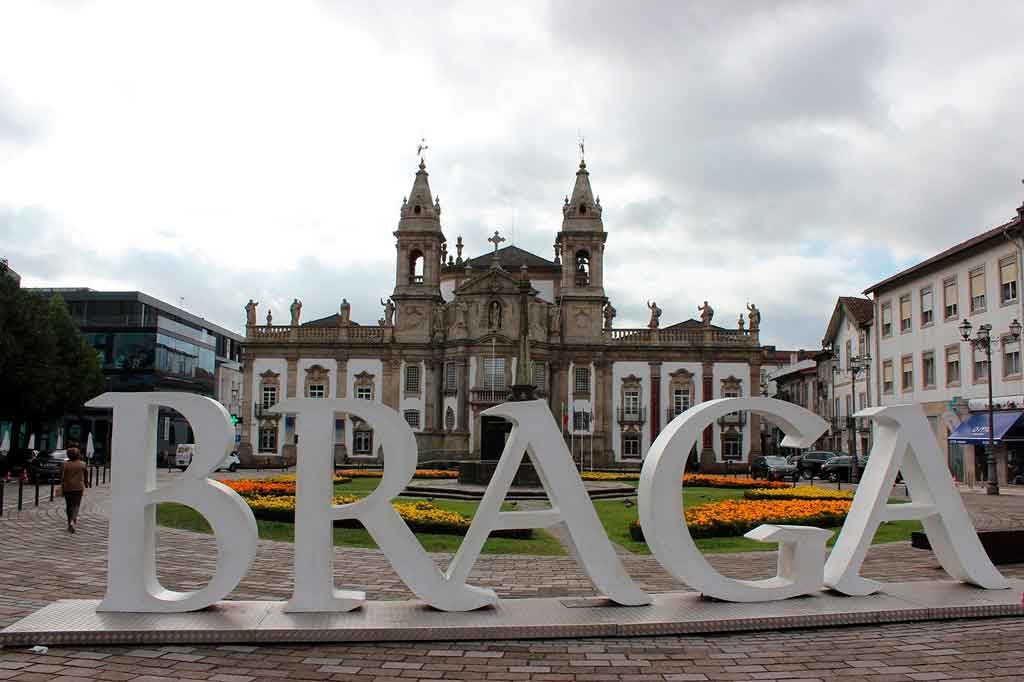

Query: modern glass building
[29,289,244,463]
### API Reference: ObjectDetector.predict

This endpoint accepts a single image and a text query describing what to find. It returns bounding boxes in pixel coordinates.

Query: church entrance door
[480,416,512,460]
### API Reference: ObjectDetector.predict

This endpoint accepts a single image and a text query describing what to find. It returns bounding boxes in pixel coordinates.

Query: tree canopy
[0,261,104,432]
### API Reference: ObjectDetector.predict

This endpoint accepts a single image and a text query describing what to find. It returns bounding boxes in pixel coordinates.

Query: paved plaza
[0,473,1023,680]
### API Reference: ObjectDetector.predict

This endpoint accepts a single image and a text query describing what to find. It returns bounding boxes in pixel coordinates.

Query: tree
[0,264,103,448]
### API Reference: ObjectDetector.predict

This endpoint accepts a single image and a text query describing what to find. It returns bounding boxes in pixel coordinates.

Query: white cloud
[1,0,1023,349]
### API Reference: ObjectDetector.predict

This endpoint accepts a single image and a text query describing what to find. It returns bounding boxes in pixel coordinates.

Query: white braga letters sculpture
[85,392,1007,614]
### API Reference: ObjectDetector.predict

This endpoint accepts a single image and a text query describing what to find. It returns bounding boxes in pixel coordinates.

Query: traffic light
[230,414,240,425]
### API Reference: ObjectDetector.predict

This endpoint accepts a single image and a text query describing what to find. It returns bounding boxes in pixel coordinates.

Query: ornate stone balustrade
[246,325,391,344]
[470,388,511,404]
[603,327,758,347]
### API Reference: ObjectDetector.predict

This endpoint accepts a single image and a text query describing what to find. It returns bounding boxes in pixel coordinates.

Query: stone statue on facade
[549,304,562,337]
[339,298,351,325]
[380,298,396,327]
[746,302,761,331]
[455,298,469,330]
[603,301,617,330]
[737,314,745,331]
[265,309,273,327]
[698,300,714,326]
[245,299,258,327]
[488,300,502,329]
[432,304,447,342]
[647,300,662,329]
[289,298,302,327]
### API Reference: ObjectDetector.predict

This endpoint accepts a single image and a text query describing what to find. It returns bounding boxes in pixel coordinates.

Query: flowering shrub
[744,486,854,501]
[219,480,297,497]
[261,475,352,486]
[579,471,789,489]
[629,498,852,540]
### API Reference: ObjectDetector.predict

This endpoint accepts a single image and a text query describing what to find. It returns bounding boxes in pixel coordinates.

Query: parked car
[749,456,800,482]
[175,444,239,472]
[29,449,69,483]
[794,450,837,479]
[820,455,869,482]
[0,448,38,477]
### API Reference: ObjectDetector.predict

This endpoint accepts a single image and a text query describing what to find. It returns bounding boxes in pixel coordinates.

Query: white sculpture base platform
[3,580,1023,647]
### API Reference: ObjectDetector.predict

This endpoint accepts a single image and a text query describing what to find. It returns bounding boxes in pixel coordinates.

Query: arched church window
[409,250,424,285]
[579,204,587,215]
[413,205,422,215]
[575,250,590,286]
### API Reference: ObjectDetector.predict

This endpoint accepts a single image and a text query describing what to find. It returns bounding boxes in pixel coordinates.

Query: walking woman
[60,446,88,533]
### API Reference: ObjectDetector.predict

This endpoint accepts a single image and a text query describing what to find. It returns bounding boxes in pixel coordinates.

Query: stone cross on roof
[488,230,506,254]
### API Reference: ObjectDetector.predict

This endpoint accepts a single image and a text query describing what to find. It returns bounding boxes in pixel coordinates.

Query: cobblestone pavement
[1,471,1023,680]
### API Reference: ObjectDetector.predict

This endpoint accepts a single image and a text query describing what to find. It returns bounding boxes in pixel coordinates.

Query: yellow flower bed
[629,498,852,540]
[744,486,854,501]
[262,474,352,486]
[335,469,459,479]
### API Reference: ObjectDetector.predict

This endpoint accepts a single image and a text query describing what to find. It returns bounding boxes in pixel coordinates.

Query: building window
[722,435,742,460]
[622,432,641,459]
[901,355,913,392]
[945,346,960,387]
[1000,256,1018,305]
[355,386,372,400]
[574,366,591,395]
[672,388,692,416]
[1003,337,1021,378]
[403,410,420,429]
[899,294,912,332]
[969,267,986,313]
[624,389,640,417]
[973,347,989,384]
[444,362,458,392]
[258,427,277,452]
[922,351,935,389]
[404,364,420,396]
[483,357,506,390]
[845,339,852,369]
[858,330,866,355]
[444,406,456,431]
[572,410,591,431]
[353,430,373,455]
[920,286,934,326]
[943,277,958,319]
[334,419,345,445]
[262,385,278,409]
[882,361,894,395]
[881,302,893,337]
[532,362,547,390]
[307,384,325,399]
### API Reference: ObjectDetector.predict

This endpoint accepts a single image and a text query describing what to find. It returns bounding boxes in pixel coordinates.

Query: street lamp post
[960,317,1022,495]
[847,353,871,485]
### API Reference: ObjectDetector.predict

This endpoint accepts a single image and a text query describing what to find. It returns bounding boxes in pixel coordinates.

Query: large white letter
[444,400,650,606]
[279,398,494,612]
[825,404,1007,595]
[86,392,258,612]
[639,398,832,602]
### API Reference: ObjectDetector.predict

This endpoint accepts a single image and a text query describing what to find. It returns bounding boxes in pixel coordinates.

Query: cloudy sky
[2,1,1023,349]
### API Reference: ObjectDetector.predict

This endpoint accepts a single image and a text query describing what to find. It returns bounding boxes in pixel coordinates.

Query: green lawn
[593,487,922,554]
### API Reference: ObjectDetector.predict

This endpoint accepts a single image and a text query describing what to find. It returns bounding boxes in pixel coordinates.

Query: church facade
[239,159,768,472]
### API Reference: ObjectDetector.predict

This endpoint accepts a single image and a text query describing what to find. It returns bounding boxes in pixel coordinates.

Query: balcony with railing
[617,405,647,424]
[470,387,511,404]
[717,411,748,427]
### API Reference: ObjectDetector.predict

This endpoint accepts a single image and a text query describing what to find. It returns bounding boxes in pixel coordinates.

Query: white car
[175,444,240,472]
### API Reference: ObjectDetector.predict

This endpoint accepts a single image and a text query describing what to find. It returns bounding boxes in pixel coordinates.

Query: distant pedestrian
[59,447,88,533]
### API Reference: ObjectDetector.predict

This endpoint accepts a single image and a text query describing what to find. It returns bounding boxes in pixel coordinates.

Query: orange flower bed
[683,474,789,489]
[630,498,852,540]
[219,479,296,497]
[335,469,458,479]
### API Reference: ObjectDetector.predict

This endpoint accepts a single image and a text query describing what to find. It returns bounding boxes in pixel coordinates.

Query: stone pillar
[458,355,469,432]
[335,356,348,398]
[649,361,662,443]
[700,361,715,470]
[424,359,436,431]
[748,363,762,457]
[553,360,568,433]
[597,359,613,466]
[286,356,298,398]
[382,358,400,409]
[239,351,254,458]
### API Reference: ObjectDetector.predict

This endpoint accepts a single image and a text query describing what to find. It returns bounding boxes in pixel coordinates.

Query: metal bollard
[50,480,54,501]
[17,476,24,511]
[34,480,39,507]
[102,466,107,485]
[0,480,5,516]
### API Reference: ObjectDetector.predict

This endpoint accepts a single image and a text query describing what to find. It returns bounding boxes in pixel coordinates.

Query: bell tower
[556,159,608,342]
[391,159,445,341]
